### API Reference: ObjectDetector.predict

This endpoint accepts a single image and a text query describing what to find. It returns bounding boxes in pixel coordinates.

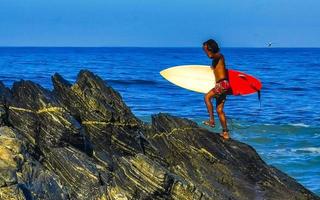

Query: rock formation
[0,70,318,200]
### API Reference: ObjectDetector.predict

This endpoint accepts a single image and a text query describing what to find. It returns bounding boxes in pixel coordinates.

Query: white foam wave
[275,147,320,154]
[288,123,310,128]
[294,147,320,154]
[313,133,320,138]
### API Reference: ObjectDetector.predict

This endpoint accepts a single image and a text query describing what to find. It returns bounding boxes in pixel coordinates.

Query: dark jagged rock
[7,80,87,154]
[0,82,11,126]
[0,126,67,200]
[18,160,69,200]
[52,70,161,167]
[0,70,319,200]
[43,146,108,199]
[52,70,140,125]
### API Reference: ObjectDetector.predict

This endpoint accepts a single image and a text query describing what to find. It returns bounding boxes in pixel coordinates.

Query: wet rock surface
[0,70,318,200]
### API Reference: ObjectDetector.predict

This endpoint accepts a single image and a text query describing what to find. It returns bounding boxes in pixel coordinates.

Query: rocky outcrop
[0,126,67,200]
[0,70,318,200]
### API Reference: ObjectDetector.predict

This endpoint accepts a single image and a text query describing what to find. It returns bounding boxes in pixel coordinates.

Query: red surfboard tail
[228,69,262,96]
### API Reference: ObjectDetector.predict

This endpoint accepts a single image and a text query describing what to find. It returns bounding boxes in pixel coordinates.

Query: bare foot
[219,130,230,140]
[202,119,215,127]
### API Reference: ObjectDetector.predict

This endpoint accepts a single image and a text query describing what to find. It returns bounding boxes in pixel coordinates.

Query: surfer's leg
[216,94,230,139]
[204,89,216,126]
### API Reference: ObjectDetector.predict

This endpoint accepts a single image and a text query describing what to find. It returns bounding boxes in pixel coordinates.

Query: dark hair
[203,39,220,53]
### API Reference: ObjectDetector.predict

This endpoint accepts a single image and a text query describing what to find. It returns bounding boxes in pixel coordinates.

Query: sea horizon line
[0,46,320,49]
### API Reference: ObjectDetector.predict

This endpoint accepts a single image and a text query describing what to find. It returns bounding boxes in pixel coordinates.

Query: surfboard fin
[249,83,261,108]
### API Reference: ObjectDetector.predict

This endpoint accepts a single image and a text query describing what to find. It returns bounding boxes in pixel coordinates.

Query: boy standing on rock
[202,39,231,140]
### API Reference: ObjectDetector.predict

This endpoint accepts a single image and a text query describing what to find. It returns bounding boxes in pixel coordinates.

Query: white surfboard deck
[160,65,216,93]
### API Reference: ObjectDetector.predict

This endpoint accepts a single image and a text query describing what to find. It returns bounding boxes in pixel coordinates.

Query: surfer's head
[203,39,220,57]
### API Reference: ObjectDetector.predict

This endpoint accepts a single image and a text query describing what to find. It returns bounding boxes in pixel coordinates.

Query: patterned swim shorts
[212,79,231,97]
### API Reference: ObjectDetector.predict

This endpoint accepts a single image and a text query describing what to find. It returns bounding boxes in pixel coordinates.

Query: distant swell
[279,87,306,91]
[105,79,158,85]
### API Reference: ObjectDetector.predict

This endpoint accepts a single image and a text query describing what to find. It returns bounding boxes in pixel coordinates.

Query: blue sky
[1,0,319,47]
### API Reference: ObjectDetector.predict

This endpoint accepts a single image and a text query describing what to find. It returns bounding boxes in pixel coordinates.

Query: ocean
[0,47,319,195]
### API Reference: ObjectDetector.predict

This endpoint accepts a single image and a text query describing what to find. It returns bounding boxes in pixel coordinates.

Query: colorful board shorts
[212,79,231,97]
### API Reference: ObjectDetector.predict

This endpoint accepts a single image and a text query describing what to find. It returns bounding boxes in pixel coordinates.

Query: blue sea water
[0,47,319,195]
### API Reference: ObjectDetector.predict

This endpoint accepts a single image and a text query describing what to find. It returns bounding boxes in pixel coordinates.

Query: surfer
[202,39,231,140]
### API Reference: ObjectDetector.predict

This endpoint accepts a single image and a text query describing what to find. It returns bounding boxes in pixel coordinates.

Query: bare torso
[211,53,227,82]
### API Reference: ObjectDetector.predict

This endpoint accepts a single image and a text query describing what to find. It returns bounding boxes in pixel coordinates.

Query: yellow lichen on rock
[0,185,26,200]
[0,127,23,169]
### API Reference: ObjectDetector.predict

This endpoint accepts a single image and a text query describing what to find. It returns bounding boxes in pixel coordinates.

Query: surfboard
[160,65,262,95]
